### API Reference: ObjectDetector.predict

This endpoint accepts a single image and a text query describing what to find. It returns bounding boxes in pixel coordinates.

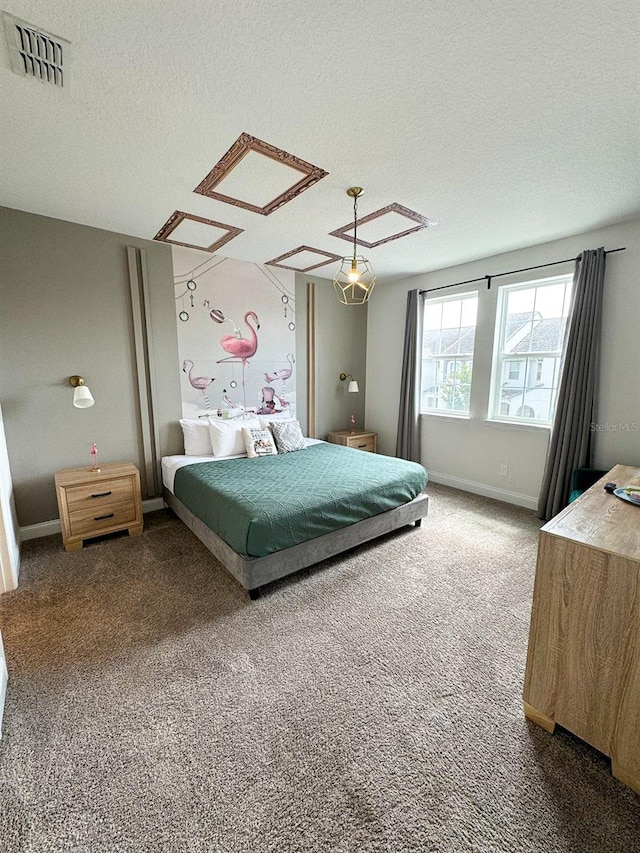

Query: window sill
[483,418,550,432]
[420,412,471,422]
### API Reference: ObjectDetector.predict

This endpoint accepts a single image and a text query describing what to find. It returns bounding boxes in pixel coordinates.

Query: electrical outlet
[499,463,509,477]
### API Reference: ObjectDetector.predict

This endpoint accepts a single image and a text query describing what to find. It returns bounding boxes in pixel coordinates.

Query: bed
[162,438,428,598]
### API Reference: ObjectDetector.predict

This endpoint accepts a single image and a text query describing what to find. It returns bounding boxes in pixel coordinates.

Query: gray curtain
[396,289,423,462]
[537,248,606,520]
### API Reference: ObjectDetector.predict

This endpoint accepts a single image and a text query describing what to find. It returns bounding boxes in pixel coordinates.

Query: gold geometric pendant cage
[332,187,376,306]
[333,256,376,305]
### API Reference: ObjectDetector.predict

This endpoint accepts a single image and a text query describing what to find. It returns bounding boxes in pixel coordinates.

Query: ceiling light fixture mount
[333,187,376,306]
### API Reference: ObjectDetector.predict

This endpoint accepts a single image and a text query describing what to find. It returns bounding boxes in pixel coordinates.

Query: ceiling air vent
[3,12,70,87]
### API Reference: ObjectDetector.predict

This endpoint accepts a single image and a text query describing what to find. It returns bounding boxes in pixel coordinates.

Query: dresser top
[541,464,640,562]
[54,461,139,488]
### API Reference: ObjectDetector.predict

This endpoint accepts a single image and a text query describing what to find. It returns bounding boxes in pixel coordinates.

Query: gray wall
[0,207,369,528]
[366,218,640,506]
[0,207,182,526]
[295,274,368,439]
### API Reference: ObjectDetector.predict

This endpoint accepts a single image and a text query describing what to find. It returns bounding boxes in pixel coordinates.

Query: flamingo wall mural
[217,311,260,363]
[264,353,294,384]
[182,359,215,409]
[213,310,260,410]
[171,247,296,419]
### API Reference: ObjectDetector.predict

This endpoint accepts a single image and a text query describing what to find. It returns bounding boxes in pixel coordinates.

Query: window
[516,404,535,419]
[489,275,573,424]
[421,292,478,415]
[507,360,522,381]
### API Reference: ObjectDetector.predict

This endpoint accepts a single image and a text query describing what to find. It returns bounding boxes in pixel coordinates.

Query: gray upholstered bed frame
[163,487,429,599]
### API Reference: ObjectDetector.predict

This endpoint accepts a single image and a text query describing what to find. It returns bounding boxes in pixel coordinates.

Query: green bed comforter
[173,442,427,557]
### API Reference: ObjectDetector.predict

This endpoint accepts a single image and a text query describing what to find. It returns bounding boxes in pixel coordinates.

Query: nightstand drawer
[347,436,376,452]
[69,500,137,537]
[65,477,135,512]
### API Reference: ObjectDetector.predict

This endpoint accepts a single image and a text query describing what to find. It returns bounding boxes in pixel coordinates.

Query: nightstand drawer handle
[91,491,112,498]
[357,444,367,448]
[94,513,115,521]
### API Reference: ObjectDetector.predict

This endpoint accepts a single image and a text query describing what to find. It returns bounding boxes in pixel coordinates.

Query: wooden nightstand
[55,462,143,552]
[326,429,378,453]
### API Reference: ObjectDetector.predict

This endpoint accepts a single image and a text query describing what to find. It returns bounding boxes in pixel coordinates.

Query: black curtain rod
[419,247,626,296]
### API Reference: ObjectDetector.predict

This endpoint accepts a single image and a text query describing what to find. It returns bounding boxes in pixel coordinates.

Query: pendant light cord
[352,194,358,261]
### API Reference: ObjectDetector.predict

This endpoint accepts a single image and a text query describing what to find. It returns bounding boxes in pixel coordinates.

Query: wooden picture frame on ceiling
[266,246,342,272]
[194,132,328,216]
[154,211,244,253]
[330,202,434,248]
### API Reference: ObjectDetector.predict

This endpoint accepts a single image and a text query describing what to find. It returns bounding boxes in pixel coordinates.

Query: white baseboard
[19,519,61,541]
[19,497,167,541]
[142,497,166,514]
[427,470,538,510]
[0,632,7,738]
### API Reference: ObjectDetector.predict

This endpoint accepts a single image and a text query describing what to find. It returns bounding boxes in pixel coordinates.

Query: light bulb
[348,259,360,282]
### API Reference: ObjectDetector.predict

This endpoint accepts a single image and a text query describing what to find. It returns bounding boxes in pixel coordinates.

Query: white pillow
[242,427,278,458]
[180,418,214,456]
[258,410,293,429]
[208,417,260,457]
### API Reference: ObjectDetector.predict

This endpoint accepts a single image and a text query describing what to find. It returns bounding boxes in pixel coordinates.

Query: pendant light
[333,187,376,305]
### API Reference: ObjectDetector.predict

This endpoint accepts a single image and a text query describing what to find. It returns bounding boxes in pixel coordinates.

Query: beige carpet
[0,484,638,852]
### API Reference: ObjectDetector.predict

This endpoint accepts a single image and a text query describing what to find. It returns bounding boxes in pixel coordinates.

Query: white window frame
[488,274,572,426]
[420,290,478,417]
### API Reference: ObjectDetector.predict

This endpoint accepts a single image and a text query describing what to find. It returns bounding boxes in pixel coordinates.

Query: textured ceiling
[0,0,638,281]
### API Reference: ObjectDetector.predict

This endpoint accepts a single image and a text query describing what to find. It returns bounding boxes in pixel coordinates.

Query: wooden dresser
[55,462,143,552]
[523,464,640,794]
[326,429,377,453]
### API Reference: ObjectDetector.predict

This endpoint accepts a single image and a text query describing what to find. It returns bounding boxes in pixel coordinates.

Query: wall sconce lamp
[69,375,95,408]
[339,373,360,393]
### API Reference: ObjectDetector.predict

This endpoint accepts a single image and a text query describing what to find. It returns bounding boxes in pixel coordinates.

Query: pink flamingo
[217,311,260,411]
[264,353,295,384]
[217,311,260,365]
[183,359,215,409]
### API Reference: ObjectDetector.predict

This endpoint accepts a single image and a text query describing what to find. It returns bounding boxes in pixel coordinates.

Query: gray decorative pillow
[270,419,306,454]
[242,427,277,458]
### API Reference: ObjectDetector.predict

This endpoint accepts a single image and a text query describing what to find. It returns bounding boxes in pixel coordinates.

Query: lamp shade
[73,384,95,408]
[348,380,359,393]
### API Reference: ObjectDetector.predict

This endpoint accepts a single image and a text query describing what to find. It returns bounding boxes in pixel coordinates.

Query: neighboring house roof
[505,311,540,339]
[423,326,476,356]
[423,314,567,358]
[515,317,567,352]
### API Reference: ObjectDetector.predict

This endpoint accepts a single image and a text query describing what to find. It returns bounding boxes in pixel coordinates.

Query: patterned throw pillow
[242,427,278,458]
[270,419,307,454]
